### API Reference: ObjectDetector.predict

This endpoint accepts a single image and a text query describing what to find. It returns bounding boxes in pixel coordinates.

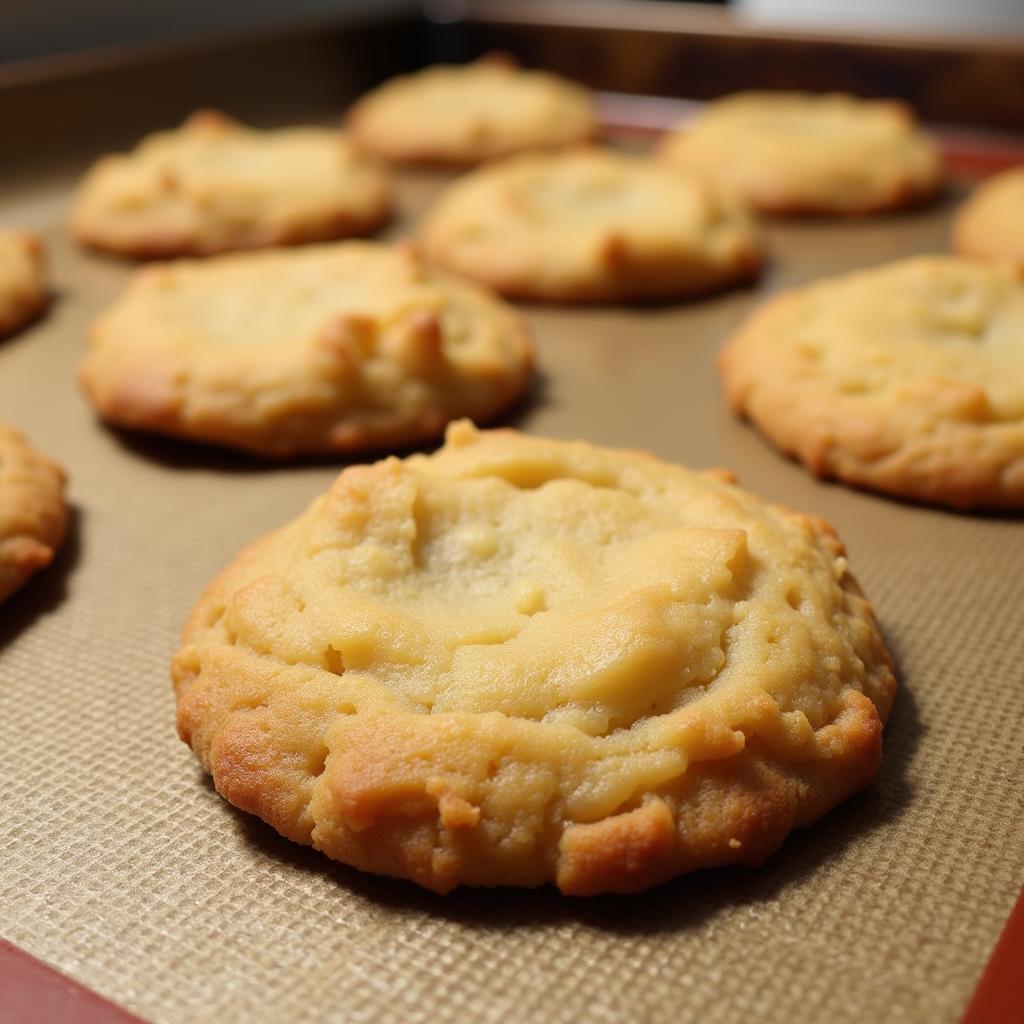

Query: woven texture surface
[0,169,1022,1024]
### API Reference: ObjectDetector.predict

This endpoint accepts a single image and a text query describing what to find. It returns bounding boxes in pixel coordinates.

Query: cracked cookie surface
[0,423,68,602]
[71,111,392,258]
[719,256,1024,508]
[80,241,534,457]
[172,422,895,894]
[659,92,943,215]
[952,167,1024,272]
[421,149,763,302]
[0,230,46,337]
[346,59,596,166]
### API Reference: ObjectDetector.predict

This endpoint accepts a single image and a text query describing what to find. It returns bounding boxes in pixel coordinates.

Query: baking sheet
[1,152,1022,1024]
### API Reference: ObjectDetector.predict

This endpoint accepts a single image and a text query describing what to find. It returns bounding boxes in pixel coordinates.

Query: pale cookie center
[512,169,704,229]
[737,111,898,142]
[803,270,1024,419]
[161,138,354,189]
[401,80,554,125]
[145,262,446,349]
[232,472,751,737]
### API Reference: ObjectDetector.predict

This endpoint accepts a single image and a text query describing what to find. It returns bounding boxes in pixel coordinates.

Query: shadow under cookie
[0,504,82,649]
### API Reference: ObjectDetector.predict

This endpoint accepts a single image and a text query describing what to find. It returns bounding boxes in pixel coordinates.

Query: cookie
[420,149,763,302]
[660,92,943,215]
[172,421,896,894]
[70,111,392,258]
[0,423,68,602]
[952,166,1024,272]
[0,230,46,337]
[719,256,1024,508]
[346,58,596,166]
[79,241,533,456]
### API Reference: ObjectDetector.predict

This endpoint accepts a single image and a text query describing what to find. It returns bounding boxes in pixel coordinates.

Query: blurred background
[0,0,410,64]
[1,0,1021,167]
[3,0,1024,67]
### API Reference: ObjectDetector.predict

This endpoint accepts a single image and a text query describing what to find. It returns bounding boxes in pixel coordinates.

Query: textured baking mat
[1,166,1022,1024]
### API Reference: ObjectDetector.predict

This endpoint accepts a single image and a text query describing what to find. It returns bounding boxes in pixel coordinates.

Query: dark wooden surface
[0,12,423,177]
[459,0,1024,132]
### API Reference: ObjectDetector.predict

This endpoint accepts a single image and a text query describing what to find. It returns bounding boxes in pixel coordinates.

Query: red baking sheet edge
[0,939,145,1024]
[961,888,1024,1024]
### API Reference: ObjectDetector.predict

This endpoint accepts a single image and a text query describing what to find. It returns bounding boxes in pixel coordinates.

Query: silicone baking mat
[1,157,1022,1024]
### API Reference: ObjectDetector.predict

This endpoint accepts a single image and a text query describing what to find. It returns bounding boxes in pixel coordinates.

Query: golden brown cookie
[660,92,943,215]
[420,149,763,302]
[720,256,1024,508]
[71,111,392,258]
[0,230,46,337]
[172,421,895,894]
[952,166,1024,272]
[0,423,68,602]
[79,241,533,456]
[346,58,596,166]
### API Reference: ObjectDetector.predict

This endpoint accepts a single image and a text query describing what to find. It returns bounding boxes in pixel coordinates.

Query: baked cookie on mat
[346,57,596,165]
[952,166,1024,272]
[659,92,943,215]
[0,230,46,337]
[0,423,68,602]
[421,149,763,302]
[172,421,896,895]
[70,111,392,258]
[719,256,1024,509]
[79,241,533,457]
